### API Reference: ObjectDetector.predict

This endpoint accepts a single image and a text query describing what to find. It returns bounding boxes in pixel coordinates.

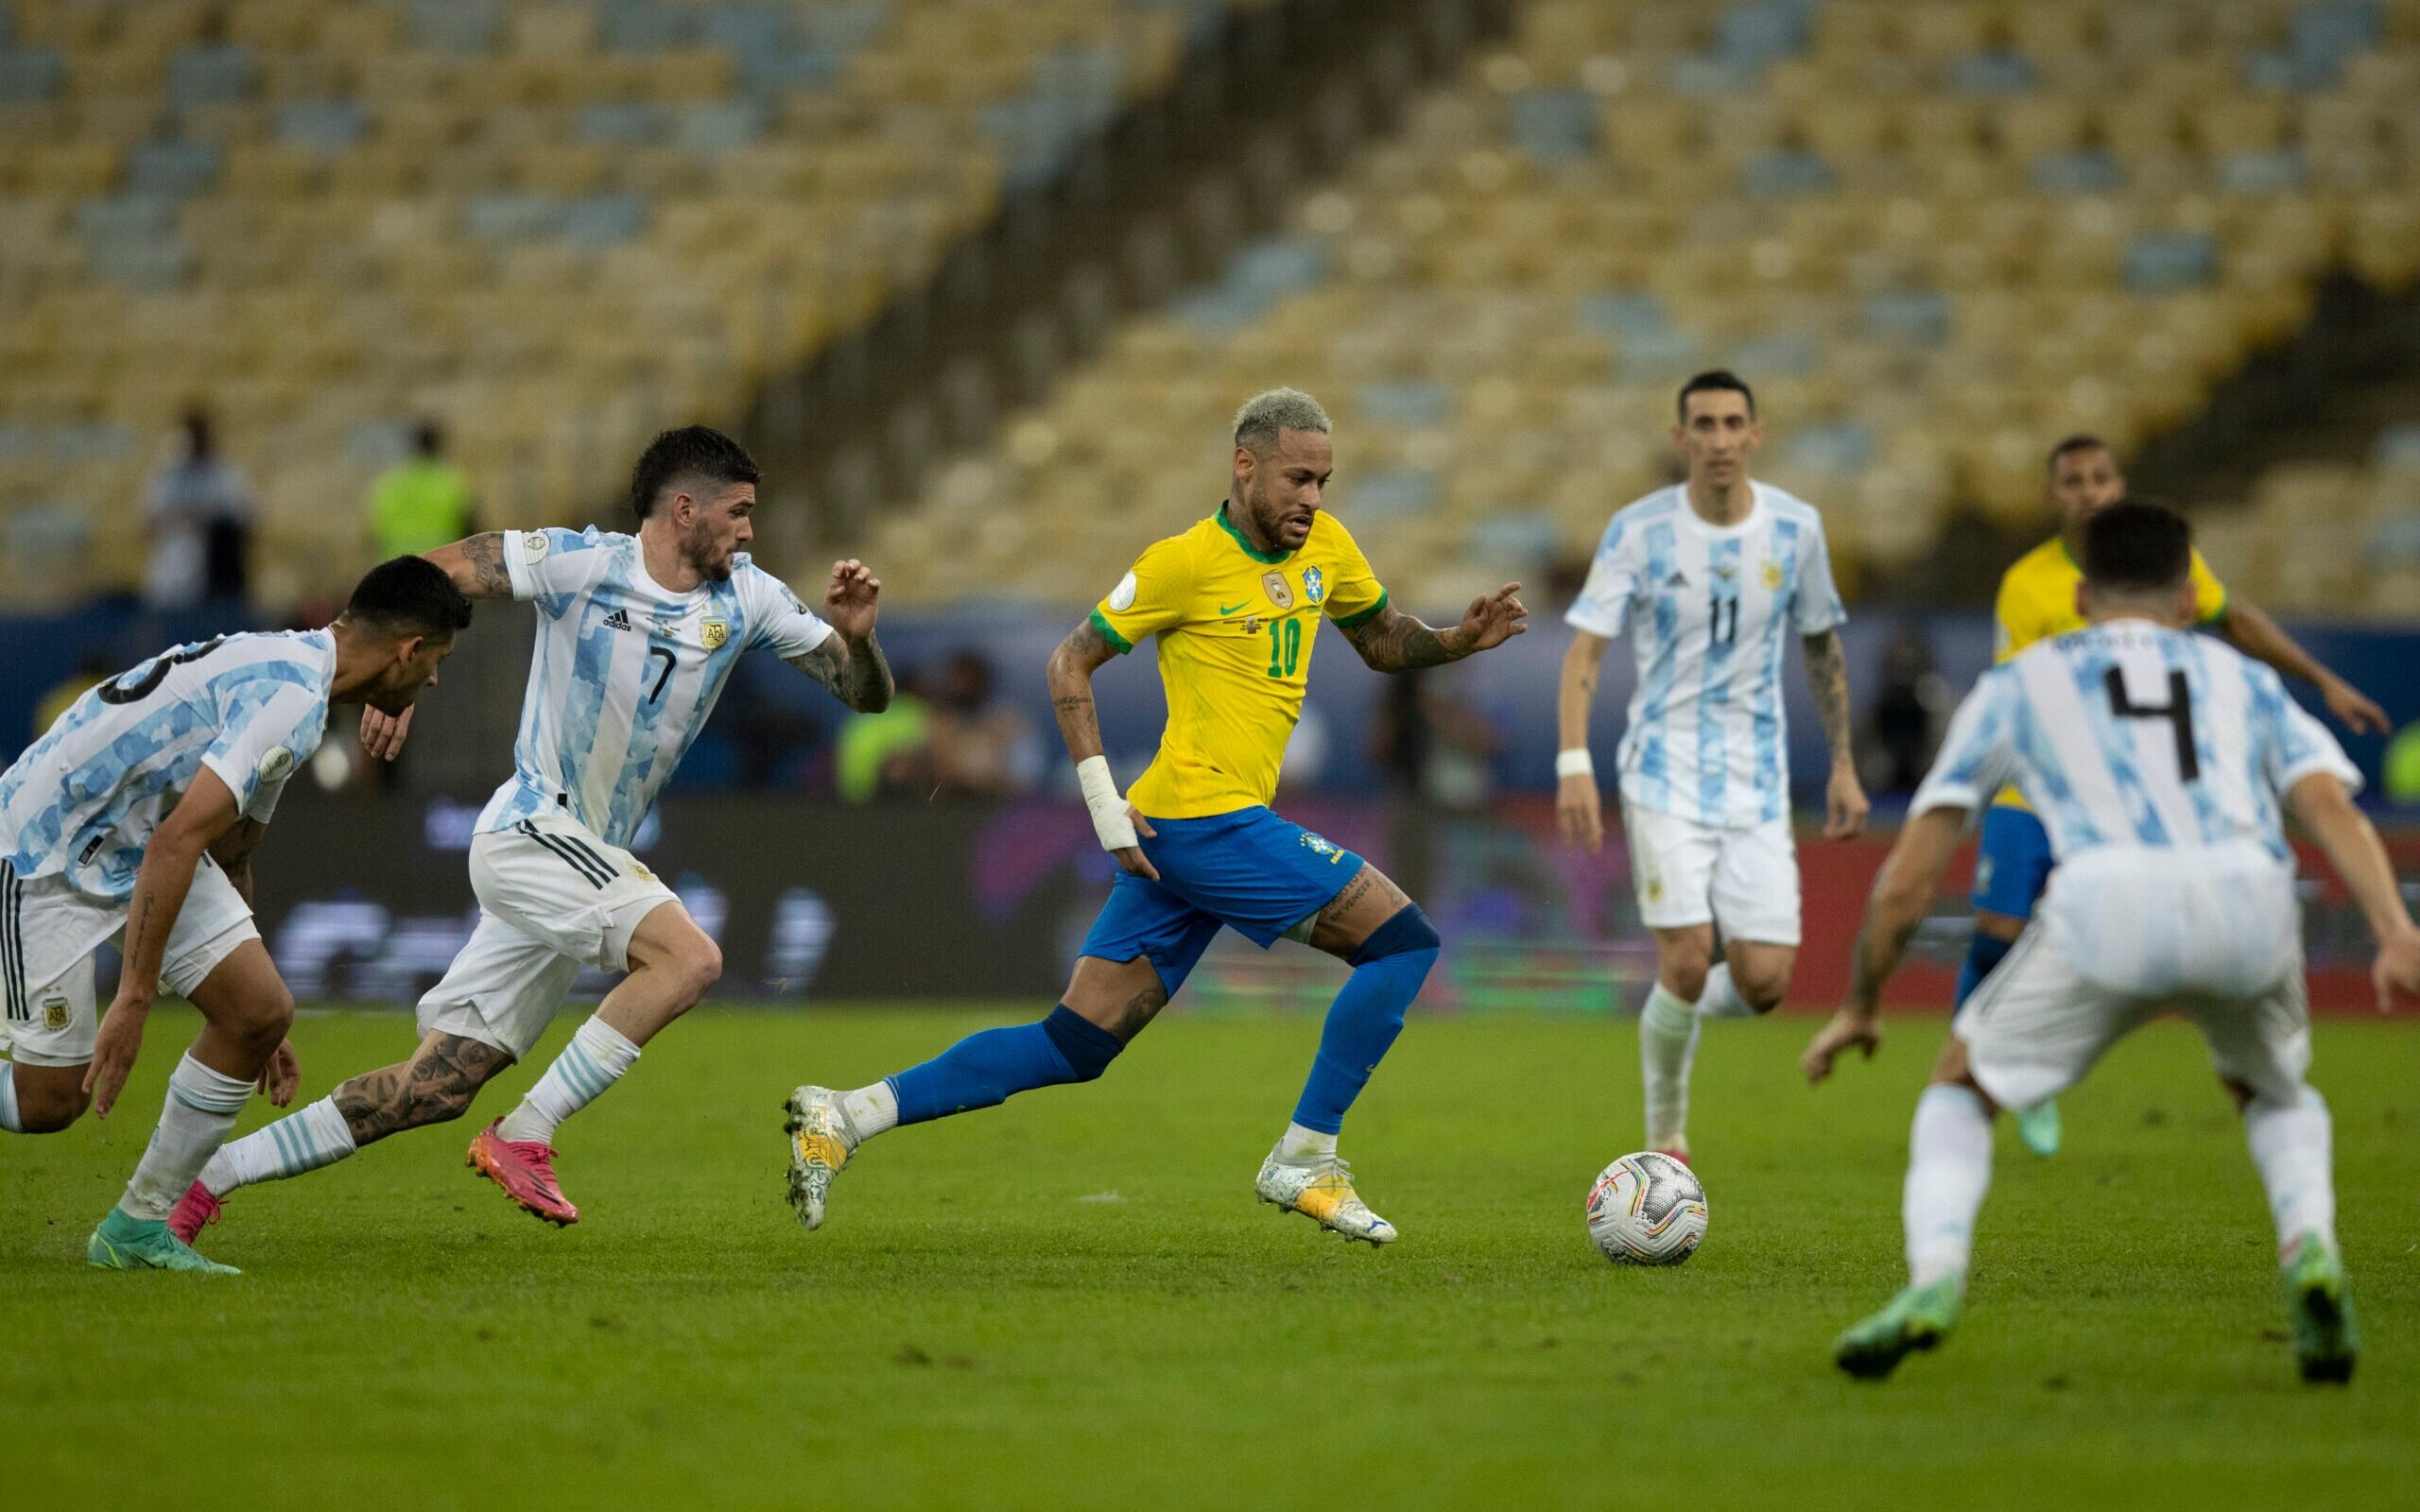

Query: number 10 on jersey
[1266,617,1302,679]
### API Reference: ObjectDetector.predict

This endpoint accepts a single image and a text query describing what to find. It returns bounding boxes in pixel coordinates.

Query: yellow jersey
[1988,536,2228,807]
[1091,506,1389,817]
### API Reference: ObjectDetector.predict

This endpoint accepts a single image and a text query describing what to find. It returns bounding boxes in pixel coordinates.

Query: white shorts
[1621,800,1801,945]
[414,810,676,1059]
[1957,923,2311,1112]
[0,854,258,1068]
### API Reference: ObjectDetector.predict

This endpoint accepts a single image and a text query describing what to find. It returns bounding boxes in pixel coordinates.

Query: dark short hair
[2047,433,2111,473]
[2080,499,2192,595]
[1677,369,1755,421]
[629,425,760,520]
[412,420,443,456]
[346,556,474,638]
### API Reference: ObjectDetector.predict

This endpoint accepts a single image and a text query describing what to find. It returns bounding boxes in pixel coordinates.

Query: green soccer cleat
[86,1207,240,1275]
[2280,1234,2359,1384]
[2014,1098,2062,1158]
[1834,1277,1962,1380]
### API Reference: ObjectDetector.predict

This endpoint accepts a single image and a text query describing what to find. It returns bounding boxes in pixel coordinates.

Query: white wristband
[1075,755,1138,851]
[1555,748,1595,780]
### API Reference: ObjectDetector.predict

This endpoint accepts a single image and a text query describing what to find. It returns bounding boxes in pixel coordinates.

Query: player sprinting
[1958,436,2387,1160]
[0,558,469,1272]
[785,388,1528,1244]
[1803,501,2420,1383]
[172,426,892,1241]
[1555,370,1868,1163]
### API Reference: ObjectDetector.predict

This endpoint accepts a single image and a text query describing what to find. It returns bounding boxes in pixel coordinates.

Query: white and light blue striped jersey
[1566,482,1845,827]
[477,527,833,847]
[0,629,335,900]
[1913,621,2360,865]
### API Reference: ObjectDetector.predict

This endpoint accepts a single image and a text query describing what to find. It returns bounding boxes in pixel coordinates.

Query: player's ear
[2074,580,2093,620]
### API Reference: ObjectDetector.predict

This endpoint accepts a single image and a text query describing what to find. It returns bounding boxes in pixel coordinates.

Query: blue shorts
[1971,804,2055,921]
[1079,806,1366,996]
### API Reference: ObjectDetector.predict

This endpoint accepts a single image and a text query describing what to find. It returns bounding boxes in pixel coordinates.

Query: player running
[1957,436,2387,1160]
[173,426,892,1241]
[1555,369,1867,1163]
[1803,501,2420,1384]
[0,558,469,1271]
[784,387,1528,1245]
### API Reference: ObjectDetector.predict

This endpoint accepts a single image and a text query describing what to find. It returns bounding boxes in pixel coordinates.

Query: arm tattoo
[1846,914,1920,1011]
[457,532,513,597]
[333,1033,511,1145]
[787,630,894,713]
[1341,607,1464,673]
[1803,630,1855,763]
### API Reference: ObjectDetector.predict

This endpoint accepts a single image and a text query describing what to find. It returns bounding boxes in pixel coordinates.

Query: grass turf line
[5,1005,2414,1511]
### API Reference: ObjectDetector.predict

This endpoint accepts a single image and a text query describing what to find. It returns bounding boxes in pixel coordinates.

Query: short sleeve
[1091,536,1195,654]
[737,561,834,659]
[1790,516,1846,635]
[503,526,614,619]
[1317,518,1389,628]
[1911,670,2022,818]
[1564,517,1638,637]
[199,681,325,822]
[2256,669,2362,799]
[2187,548,2229,628]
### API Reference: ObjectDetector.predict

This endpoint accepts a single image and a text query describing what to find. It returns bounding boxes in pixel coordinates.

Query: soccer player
[0,557,469,1271]
[173,426,892,1239]
[1802,501,2420,1383]
[1554,369,1867,1163]
[784,388,1528,1245]
[1958,436,2388,1159]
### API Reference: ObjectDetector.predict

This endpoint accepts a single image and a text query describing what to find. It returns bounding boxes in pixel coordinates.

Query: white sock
[200,1095,357,1196]
[0,1061,20,1132]
[842,1081,899,1138]
[2244,1086,2337,1261]
[499,1016,640,1145]
[1903,1083,1994,1289]
[121,1054,254,1221]
[1695,962,1755,1018]
[1638,982,1700,1150]
[1275,1120,1338,1163]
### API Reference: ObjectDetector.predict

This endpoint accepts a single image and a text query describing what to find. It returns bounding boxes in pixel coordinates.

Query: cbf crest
[1302,566,1326,606]
[700,617,730,650]
[1261,572,1294,610]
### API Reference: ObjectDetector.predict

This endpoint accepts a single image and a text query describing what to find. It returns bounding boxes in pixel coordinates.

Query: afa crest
[1302,566,1326,605]
[42,993,70,1031]
[1762,559,1784,590]
[700,618,730,650]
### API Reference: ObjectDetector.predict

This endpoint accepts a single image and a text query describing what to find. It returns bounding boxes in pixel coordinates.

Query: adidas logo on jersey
[1665,570,1688,588]
[601,610,634,632]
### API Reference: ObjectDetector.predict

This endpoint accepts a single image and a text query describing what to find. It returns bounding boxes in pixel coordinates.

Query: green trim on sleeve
[1331,590,1390,629]
[1089,608,1133,654]
[2198,586,2229,628]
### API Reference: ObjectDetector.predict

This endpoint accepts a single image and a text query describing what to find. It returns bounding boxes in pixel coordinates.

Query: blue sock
[890,1005,1125,1125]
[1954,930,2014,1009]
[1290,905,1440,1136]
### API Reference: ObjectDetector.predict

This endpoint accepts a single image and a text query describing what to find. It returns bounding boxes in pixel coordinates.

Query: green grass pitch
[8,1005,2415,1510]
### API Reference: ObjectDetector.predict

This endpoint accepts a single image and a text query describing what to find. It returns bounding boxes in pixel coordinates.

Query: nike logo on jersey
[602,610,634,632]
[1219,602,1249,615]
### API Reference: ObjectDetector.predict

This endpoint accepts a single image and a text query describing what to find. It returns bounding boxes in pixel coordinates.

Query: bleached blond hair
[1232,387,1331,455]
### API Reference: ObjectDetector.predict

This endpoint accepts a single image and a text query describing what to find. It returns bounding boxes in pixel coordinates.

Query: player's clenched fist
[1556,773,1603,854]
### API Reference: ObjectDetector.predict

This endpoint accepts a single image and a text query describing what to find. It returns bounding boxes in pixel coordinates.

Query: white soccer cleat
[783,1086,860,1231]
[1255,1151,1398,1246]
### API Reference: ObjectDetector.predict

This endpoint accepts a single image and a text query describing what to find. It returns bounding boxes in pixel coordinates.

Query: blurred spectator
[1369,665,1497,811]
[370,421,477,559]
[32,650,115,741]
[1863,624,1950,796]
[143,406,254,612]
[837,668,933,801]
[925,650,1042,798]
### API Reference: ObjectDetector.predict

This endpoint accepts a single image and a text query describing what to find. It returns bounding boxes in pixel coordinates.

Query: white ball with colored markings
[1584,1151,1707,1266]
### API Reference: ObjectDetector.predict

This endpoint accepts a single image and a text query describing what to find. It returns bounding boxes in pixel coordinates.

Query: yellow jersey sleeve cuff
[2197,589,2228,628]
[1331,591,1389,629]
[1089,608,1133,654]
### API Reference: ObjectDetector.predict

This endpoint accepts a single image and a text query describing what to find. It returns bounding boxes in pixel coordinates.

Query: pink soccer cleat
[466,1119,580,1227]
[1654,1147,1692,1169]
[166,1181,222,1245]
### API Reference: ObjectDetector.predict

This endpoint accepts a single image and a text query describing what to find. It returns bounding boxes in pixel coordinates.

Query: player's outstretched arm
[1556,630,1609,853]
[786,560,893,713]
[422,532,517,600]
[1339,585,1528,673]
[1800,629,1870,838]
[1048,618,1157,880]
[84,768,244,1117]
[2218,599,2390,734]
[2285,772,2420,1011]
[1802,806,1967,1083]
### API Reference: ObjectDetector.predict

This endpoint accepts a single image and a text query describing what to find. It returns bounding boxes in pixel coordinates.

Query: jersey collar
[1215,502,1294,564]
[1676,480,1766,540]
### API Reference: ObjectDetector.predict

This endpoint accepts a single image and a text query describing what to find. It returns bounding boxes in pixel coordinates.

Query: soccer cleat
[783,1086,860,1231]
[165,1181,222,1246]
[1254,1151,1397,1246]
[466,1119,579,1227]
[1834,1277,1962,1380]
[2014,1098,2062,1158]
[2280,1233,2359,1384]
[87,1207,240,1275]
[1653,1146,1692,1168]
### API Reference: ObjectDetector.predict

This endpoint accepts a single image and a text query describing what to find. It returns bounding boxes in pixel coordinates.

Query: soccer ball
[1584,1152,1707,1265]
